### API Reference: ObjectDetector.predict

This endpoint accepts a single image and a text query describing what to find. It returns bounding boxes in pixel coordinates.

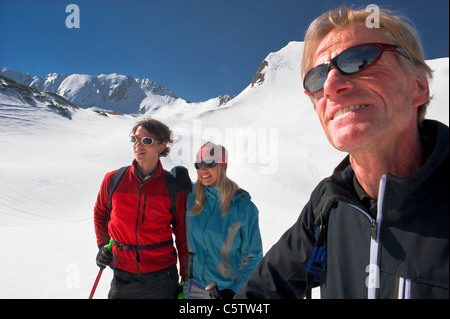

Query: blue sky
[1,0,448,102]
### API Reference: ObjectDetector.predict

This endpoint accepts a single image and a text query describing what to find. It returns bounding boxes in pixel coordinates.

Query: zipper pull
[371,219,378,240]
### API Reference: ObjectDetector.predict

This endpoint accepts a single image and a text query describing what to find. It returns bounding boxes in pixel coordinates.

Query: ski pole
[206,281,220,299]
[89,239,113,299]
[185,252,196,299]
[88,267,104,299]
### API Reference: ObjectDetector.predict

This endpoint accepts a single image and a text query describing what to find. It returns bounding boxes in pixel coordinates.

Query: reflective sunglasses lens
[336,44,382,74]
[304,44,383,93]
[130,135,137,143]
[304,64,329,93]
[141,137,153,146]
[194,161,217,169]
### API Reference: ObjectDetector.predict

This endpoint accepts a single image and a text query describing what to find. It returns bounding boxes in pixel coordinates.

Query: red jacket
[94,160,187,277]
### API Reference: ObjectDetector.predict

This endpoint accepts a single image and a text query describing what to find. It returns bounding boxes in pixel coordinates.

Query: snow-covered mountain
[0,66,180,114]
[0,41,448,299]
[0,74,80,119]
[0,66,221,115]
[0,66,235,115]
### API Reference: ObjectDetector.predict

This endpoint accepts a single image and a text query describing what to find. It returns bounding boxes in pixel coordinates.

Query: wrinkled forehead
[313,24,390,65]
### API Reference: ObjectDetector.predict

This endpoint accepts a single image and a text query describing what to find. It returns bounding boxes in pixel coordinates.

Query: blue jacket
[186,185,263,292]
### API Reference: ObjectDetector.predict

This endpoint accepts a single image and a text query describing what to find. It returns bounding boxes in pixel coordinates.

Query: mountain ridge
[0,66,181,114]
[0,66,238,116]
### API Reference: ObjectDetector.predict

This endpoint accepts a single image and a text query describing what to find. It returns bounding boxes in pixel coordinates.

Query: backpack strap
[305,193,335,299]
[105,165,130,226]
[164,170,177,227]
[106,167,187,229]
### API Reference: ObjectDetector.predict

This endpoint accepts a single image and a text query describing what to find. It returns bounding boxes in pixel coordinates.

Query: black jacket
[236,120,449,299]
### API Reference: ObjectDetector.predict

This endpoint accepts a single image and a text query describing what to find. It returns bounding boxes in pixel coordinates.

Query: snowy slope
[0,41,448,299]
[0,67,181,115]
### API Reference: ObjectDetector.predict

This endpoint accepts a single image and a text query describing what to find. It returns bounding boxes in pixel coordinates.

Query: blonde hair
[301,6,433,124]
[189,165,239,216]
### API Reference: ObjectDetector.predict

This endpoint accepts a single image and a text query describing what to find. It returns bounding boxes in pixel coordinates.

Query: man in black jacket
[235,6,449,299]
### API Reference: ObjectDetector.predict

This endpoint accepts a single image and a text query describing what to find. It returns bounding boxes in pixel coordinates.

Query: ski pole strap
[186,252,196,279]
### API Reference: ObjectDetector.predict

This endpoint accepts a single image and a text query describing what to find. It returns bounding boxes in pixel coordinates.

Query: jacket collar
[326,120,448,209]
[205,185,220,198]
[202,185,251,203]
[382,120,448,209]
[131,159,164,182]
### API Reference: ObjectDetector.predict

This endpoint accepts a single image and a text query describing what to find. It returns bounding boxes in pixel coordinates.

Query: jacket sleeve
[93,171,115,248]
[234,181,326,299]
[173,192,188,278]
[230,201,264,293]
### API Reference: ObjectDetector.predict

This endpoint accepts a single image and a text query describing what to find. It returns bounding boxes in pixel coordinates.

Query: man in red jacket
[94,118,188,299]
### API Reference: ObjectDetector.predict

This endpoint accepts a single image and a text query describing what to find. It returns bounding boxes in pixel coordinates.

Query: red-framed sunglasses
[303,42,411,95]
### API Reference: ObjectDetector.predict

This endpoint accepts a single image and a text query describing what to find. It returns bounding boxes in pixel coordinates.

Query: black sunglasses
[130,134,154,146]
[303,42,411,95]
[194,161,218,170]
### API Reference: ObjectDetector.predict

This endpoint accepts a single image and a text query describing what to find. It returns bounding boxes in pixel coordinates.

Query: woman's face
[196,164,220,187]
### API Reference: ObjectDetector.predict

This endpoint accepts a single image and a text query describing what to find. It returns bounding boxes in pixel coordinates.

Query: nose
[133,137,145,146]
[322,68,354,99]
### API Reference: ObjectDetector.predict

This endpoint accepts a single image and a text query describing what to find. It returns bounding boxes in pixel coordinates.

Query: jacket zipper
[142,194,148,224]
[349,174,387,299]
[134,182,145,274]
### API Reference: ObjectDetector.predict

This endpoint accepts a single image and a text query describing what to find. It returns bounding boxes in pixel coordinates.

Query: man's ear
[158,142,167,155]
[412,75,430,108]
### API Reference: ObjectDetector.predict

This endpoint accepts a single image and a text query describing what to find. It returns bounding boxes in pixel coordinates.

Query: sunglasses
[194,161,218,170]
[303,43,411,95]
[130,134,154,146]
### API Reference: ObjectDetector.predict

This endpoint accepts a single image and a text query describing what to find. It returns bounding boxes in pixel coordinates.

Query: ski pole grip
[186,252,196,279]
[108,238,113,252]
[206,281,220,299]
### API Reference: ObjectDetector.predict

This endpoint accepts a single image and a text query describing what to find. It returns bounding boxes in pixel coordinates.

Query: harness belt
[113,239,173,251]
[112,238,173,263]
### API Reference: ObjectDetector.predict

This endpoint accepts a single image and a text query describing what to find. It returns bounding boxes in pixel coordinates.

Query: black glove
[171,166,192,195]
[96,243,113,268]
[176,277,188,299]
[219,289,235,299]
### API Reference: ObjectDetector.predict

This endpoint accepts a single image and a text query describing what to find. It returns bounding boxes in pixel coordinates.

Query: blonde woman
[185,142,263,299]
